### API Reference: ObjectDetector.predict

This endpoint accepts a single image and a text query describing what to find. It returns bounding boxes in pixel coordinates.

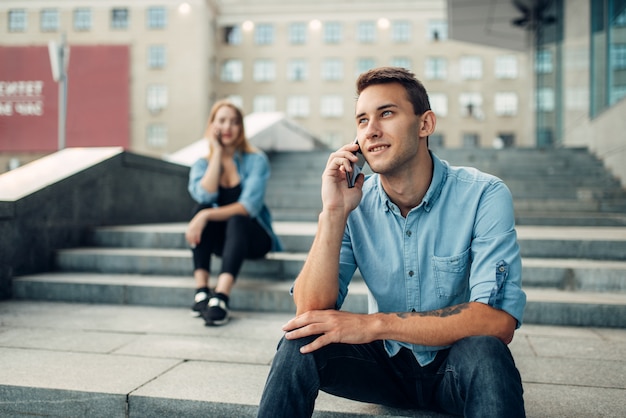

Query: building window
[391,57,412,70]
[8,9,27,32]
[494,92,518,116]
[462,133,480,148]
[289,22,307,44]
[495,133,515,148]
[253,59,276,82]
[322,132,343,147]
[591,1,626,116]
[41,9,59,32]
[224,25,242,45]
[255,23,274,45]
[460,56,483,80]
[221,60,243,83]
[227,95,243,109]
[73,8,92,31]
[429,93,448,117]
[320,95,343,118]
[565,87,588,110]
[147,7,167,30]
[356,58,376,76]
[612,44,626,69]
[147,124,168,148]
[148,45,166,69]
[425,57,447,80]
[495,55,518,79]
[322,58,343,81]
[537,88,555,112]
[535,49,553,73]
[146,85,168,113]
[429,133,445,148]
[287,95,310,118]
[253,95,276,112]
[616,8,626,26]
[427,20,448,41]
[392,20,411,43]
[459,93,484,119]
[537,127,553,147]
[288,59,308,81]
[324,22,342,44]
[111,8,129,29]
[358,21,376,43]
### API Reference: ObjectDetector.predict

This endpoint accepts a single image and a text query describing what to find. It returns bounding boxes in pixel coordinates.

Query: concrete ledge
[0,148,195,300]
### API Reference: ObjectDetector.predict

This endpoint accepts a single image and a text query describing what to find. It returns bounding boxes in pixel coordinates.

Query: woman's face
[212,105,242,147]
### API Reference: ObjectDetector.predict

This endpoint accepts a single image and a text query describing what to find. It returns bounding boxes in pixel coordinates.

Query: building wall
[215,0,534,149]
[559,0,626,186]
[0,0,533,171]
[0,0,213,165]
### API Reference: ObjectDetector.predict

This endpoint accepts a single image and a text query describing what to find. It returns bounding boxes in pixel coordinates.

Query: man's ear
[419,110,436,138]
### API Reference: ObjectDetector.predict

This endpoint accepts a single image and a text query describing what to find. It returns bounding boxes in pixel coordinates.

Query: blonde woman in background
[186,100,282,325]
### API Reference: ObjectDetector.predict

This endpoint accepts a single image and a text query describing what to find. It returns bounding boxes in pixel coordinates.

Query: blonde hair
[205,100,256,156]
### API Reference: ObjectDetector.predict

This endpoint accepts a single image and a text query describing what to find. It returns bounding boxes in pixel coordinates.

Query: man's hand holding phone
[321,138,364,216]
[345,137,363,188]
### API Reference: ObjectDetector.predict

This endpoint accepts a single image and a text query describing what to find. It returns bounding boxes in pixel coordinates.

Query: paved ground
[0,300,624,417]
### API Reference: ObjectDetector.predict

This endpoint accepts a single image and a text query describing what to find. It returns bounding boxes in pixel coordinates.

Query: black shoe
[191,288,212,317]
[202,293,229,326]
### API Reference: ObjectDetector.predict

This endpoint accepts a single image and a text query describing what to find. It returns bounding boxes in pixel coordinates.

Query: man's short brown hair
[356,67,431,115]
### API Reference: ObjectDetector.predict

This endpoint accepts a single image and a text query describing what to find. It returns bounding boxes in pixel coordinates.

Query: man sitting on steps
[257,67,527,418]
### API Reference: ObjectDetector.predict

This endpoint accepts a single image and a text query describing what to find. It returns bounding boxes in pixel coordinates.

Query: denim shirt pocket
[432,248,471,298]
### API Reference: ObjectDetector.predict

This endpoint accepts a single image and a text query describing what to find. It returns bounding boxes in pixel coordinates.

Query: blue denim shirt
[188,150,282,252]
[337,152,526,365]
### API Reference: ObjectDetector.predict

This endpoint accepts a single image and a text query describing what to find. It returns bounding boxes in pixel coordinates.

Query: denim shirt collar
[374,150,447,214]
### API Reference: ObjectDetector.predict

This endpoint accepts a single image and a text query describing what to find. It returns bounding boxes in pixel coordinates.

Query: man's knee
[449,335,521,385]
[272,335,318,368]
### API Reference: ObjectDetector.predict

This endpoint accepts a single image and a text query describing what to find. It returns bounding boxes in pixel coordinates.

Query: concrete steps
[12,222,626,328]
[265,148,626,225]
[5,147,626,417]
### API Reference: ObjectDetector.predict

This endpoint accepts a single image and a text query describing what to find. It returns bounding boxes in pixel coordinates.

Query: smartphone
[346,137,364,188]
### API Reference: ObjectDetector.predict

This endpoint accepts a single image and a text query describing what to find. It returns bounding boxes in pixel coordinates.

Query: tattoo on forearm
[394,303,470,319]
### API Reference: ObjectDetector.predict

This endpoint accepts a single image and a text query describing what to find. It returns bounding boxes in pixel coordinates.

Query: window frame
[147,6,167,30]
[40,9,59,32]
[8,9,27,32]
[73,8,92,31]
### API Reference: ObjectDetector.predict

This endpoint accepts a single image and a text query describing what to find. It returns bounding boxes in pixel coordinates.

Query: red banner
[0,45,130,152]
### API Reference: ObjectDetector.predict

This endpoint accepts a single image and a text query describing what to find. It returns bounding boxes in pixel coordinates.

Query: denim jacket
[338,151,526,365]
[188,150,282,252]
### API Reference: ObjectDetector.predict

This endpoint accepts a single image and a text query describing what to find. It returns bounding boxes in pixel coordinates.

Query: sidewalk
[0,300,624,417]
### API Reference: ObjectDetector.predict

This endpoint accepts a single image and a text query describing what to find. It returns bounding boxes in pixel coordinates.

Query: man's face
[355,82,422,176]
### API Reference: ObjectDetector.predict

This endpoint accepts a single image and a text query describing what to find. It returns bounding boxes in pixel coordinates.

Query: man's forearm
[293,209,348,315]
[370,302,517,346]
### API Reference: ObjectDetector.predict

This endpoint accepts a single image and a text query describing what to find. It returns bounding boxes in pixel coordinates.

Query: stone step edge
[55,247,626,270]
[94,222,626,240]
[0,359,444,418]
[13,273,626,327]
[13,273,626,307]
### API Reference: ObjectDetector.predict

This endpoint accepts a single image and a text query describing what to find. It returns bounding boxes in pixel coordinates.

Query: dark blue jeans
[257,335,525,418]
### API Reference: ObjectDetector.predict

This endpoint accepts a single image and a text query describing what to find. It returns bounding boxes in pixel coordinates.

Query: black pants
[191,210,272,279]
